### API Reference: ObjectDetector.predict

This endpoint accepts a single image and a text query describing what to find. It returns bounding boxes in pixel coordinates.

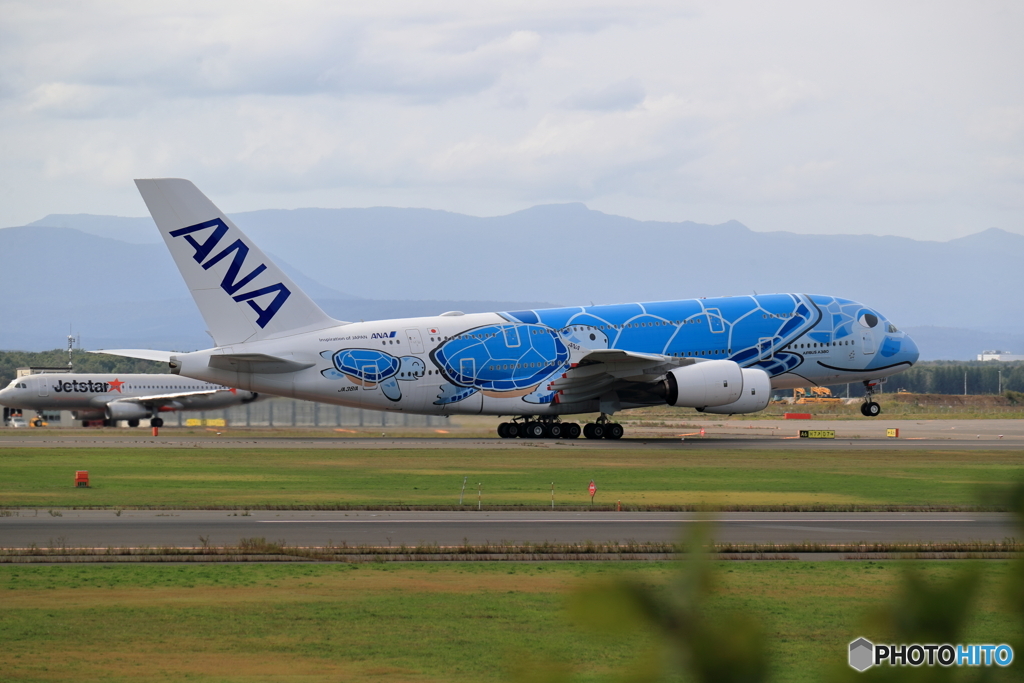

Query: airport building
[977,350,1024,361]
[5,395,446,429]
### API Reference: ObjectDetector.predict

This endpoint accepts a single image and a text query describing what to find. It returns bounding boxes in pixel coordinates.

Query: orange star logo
[228,387,237,394]
[108,378,125,393]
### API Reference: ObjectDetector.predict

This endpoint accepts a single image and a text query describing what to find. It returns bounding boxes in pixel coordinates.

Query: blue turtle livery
[118,178,923,441]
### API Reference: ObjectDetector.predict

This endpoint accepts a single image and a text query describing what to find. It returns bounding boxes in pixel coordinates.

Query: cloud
[563,78,645,111]
[0,0,1022,241]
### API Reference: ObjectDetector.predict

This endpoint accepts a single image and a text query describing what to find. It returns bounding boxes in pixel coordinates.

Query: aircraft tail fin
[135,179,341,346]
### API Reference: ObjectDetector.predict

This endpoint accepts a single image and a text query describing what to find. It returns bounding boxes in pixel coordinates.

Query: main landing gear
[498,418,580,439]
[860,379,882,417]
[497,415,624,440]
[150,417,164,428]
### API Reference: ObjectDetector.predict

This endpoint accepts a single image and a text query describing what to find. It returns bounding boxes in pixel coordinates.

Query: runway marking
[258,519,978,524]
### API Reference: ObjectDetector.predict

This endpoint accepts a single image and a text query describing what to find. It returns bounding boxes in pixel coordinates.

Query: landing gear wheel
[861,401,881,417]
[497,422,510,438]
[505,422,521,438]
[565,423,581,439]
[605,423,624,440]
[127,419,140,428]
[548,423,564,439]
[525,422,546,439]
[583,424,596,439]
[102,419,113,427]
[590,423,606,439]
[150,417,164,428]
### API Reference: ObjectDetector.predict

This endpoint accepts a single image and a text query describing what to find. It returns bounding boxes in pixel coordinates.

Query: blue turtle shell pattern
[431,324,570,392]
[332,349,401,384]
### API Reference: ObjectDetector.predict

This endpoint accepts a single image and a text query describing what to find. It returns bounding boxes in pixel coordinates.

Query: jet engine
[71,409,105,421]
[663,360,743,408]
[105,402,149,421]
[698,368,771,415]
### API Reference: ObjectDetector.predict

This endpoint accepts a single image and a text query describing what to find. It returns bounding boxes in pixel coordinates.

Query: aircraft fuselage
[167,292,919,416]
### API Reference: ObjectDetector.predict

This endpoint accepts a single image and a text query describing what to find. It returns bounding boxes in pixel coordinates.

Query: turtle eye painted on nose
[857,311,878,328]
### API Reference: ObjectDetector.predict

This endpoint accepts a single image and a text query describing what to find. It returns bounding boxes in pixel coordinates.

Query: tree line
[826,361,1024,397]
[0,350,165,386]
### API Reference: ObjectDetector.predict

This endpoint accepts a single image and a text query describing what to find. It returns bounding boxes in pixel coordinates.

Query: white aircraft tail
[135,179,341,346]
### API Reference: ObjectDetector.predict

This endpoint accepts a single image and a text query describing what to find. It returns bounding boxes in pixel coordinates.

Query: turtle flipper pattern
[380,377,402,401]
[435,382,479,405]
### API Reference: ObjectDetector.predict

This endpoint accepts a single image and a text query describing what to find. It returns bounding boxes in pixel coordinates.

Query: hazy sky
[2,1,1022,239]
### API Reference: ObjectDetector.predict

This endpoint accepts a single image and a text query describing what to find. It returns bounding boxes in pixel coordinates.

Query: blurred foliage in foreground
[523,487,1024,682]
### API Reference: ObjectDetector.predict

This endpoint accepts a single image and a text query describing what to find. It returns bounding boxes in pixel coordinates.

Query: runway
[0,511,1015,548]
[2,418,1023,449]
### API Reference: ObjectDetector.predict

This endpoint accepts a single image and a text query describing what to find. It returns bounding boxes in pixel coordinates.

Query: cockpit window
[887,323,899,333]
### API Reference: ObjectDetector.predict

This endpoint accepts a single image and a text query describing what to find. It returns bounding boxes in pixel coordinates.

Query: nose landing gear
[861,380,882,417]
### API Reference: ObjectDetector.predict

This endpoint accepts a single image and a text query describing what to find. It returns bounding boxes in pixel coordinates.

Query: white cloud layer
[1,0,1022,239]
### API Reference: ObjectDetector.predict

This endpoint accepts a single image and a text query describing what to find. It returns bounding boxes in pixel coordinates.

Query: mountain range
[3,206,1021,360]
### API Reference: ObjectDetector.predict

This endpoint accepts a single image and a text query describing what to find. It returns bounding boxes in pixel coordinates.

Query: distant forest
[2,351,1022,398]
[821,361,1024,397]
[0,350,165,386]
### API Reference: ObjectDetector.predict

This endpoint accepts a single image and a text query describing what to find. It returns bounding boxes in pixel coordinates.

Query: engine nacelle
[71,409,105,421]
[105,402,149,421]
[698,368,771,415]
[665,360,743,408]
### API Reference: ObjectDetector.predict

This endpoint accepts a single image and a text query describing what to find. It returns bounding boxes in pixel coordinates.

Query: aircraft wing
[550,349,692,405]
[108,389,222,405]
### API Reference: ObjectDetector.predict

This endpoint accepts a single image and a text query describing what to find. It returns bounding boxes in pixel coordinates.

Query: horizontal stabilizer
[207,353,314,374]
[91,349,174,363]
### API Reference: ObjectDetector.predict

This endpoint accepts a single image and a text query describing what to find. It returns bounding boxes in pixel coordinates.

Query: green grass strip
[0,561,1016,682]
[1,446,1021,508]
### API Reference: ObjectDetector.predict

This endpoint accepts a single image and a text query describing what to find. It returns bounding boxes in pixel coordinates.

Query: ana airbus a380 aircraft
[101,179,919,439]
[0,373,259,427]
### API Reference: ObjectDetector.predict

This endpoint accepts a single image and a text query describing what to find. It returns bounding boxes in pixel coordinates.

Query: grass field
[1,447,1020,509]
[0,561,1017,682]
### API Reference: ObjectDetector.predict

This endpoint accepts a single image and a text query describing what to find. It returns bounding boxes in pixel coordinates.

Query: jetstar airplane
[100,179,919,439]
[0,373,259,427]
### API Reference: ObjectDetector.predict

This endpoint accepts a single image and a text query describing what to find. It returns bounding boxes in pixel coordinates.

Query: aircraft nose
[903,333,920,365]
